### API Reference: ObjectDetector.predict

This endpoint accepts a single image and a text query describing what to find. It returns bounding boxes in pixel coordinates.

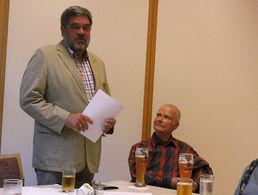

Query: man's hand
[192,181,198,192]
[103,118,116,134]
[171,177,177,189]
[65,113,93,132]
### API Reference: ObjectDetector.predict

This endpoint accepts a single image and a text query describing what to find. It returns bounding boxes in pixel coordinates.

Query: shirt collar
[64,41,88,59]
[152,132,176,147]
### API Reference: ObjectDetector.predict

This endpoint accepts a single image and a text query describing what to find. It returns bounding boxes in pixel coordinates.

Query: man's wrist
[192,181,198,192]
[106,127,114,134]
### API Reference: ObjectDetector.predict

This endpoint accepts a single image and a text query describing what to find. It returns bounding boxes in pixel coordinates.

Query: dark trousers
[35,165,94,188]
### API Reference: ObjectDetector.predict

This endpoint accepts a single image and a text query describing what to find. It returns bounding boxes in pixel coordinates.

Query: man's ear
[174,122,180,129]
[61,25,65,36]
[171,122,179,134]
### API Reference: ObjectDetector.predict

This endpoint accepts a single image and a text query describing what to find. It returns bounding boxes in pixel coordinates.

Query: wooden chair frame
[0,153,24,187]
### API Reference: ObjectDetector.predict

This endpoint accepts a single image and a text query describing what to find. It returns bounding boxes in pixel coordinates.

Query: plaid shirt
[128,132,213,190]
[66,45,95,100]
[73,56,95,100]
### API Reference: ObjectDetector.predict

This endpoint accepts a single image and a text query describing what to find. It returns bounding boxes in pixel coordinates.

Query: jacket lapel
[56,41,88,102]
[88,54,100,91]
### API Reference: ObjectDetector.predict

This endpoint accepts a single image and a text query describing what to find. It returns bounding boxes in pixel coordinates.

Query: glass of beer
[178,153,194,178]
[135,147,149,187]
[177,178,193,195]
[62,164,76,192]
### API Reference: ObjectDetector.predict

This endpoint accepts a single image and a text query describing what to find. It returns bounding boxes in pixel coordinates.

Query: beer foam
[136,155,145,158]
[177,182,192,186]
[201,180,213,183]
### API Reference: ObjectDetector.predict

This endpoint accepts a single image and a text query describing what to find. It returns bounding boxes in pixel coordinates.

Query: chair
[0,153,24,187]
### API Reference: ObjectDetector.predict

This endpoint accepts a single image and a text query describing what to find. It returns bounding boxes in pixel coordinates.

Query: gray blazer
[234,165,258,195]
[20,40,111,173]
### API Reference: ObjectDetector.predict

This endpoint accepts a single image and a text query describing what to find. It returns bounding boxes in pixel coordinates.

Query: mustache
[154,122,164,128]
[75,37,86,41]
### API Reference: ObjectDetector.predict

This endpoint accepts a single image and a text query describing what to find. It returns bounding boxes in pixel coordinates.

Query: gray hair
[164,104,181,123]
[61,6,92,26]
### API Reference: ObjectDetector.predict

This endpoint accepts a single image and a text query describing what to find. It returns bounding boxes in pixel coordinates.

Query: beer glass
[177,178,193,195]
[178,153,194,178]
[200,174,214,195]
[3,179,23,195]
[135,147,149,187]
[62,164,76,192]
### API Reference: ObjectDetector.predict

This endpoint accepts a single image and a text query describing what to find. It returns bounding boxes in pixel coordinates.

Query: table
[0,184,62,195]
[0,180,199,194]
[103,180,199,195]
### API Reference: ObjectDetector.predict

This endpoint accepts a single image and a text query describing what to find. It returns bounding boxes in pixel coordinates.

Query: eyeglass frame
[65,23,92,32]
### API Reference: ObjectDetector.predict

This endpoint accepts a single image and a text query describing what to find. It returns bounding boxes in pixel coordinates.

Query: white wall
[2,0,148,185]
[154,0,258,195]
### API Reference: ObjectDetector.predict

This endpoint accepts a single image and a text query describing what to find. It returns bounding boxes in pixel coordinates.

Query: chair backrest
[0,153,24,187]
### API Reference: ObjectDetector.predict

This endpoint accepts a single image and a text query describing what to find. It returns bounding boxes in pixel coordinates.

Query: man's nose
[156,115,163,121]
[77,28,85,34]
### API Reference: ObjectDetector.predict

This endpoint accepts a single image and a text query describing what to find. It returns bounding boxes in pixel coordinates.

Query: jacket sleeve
[19,49,69,134]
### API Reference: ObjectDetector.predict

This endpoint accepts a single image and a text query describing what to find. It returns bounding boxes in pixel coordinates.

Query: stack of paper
[81,89,123,142]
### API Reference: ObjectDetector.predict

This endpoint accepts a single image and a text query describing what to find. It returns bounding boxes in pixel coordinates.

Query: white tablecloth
[103,180,199,195]
[0,184,63,195]
[0,180,199,195]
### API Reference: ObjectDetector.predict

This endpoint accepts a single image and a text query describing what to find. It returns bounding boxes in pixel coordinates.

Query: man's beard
[71,40,88,52]
[73,42,87,51]
[66,38,89,53]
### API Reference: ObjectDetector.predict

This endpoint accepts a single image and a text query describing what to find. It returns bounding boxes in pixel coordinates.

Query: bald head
[153,104,181,141]
[162,104,181,124]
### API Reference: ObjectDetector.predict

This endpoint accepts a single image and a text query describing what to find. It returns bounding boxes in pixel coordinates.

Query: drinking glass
[200,174,214,195]
[3,179,23,195]
[178,153,194,178]
[135,147,149,187]
[92,181,104,195]
[177,177,193,195]
[62,164,76,192]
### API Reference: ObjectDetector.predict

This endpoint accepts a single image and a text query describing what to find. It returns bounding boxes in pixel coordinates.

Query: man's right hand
[65,113,93,132]
[171,177,177,189]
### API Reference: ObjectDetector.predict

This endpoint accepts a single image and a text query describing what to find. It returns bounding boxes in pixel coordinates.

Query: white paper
[81,89,123,142]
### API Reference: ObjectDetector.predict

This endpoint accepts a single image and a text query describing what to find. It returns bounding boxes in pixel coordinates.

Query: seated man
[234,158,258,195]
[128,104,213,192]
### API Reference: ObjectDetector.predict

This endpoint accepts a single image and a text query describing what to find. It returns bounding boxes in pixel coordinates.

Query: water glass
[3,179,23,195]
[200,174,214,195]
[92,181,104,195]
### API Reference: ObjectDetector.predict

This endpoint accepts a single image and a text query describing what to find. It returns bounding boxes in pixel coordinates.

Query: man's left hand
[103,118,116,134]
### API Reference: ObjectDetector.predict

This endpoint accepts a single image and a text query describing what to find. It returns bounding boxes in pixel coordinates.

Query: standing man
[128,104,213,192]
[20,6,116,187]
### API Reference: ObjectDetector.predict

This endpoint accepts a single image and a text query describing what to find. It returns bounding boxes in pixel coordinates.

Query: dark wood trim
[0,0,10,152]
[142,0,158,141]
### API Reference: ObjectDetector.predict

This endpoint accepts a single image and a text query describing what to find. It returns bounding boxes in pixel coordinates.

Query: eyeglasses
[66,24,92,32]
